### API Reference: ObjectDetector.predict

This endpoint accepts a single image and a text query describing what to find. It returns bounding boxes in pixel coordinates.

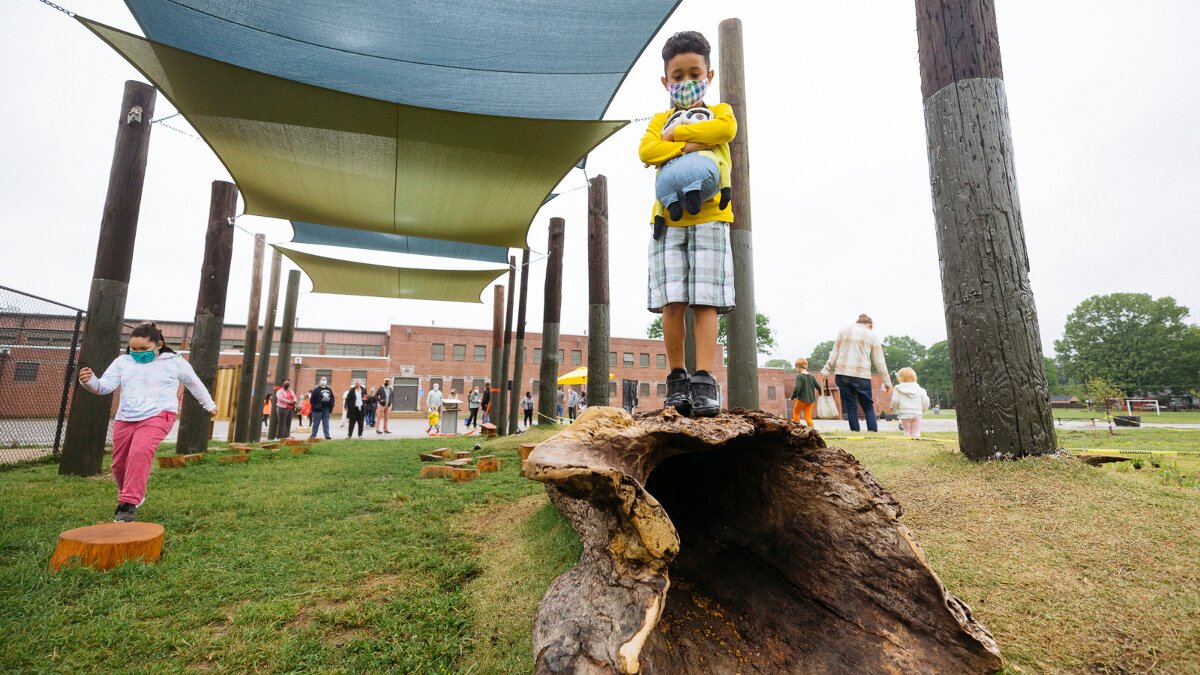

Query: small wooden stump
[229,443,253,452]
[49,522,164,571]
[518,443,538,462]
[451,467,479,483]
[282,438,308,447]
[290,445,310,455]
[429,447,453,458]
[309,437,325,444]
[419,453,445,462]
[444,459,471,468]
[477,457,501,473]
[218,454,249,464]
[481,423,497,438]
[181,453,205,464]
[261,441,281,450]
[157,455,186,469]
[420,465,454,479]
[453,450,473,460]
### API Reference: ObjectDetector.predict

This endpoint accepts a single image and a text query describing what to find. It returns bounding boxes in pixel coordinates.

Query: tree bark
[509,248,531,432]
[587,175,611,407]
[527,408,1002,674]
[234,234,265,442]
[498,257,516,435]
[538,218,566,424]
[916,0,1057,459]
[268,270,301,439]
[251,248,282,442]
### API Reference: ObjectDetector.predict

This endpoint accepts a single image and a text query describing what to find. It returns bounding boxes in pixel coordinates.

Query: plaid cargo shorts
[647,221,735,314]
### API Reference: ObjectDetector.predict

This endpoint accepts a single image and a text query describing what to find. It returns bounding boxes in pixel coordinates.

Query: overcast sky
[3,1,1198,364]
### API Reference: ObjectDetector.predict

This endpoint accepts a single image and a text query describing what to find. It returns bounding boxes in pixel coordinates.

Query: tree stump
[525,407,1003,674]
[421,465,454,479]
[477,457,501,472]
[451,467,479,483]
[49,522,164,571]
[454,450,474,460]
[218,454,249,464]
[519,443,538,462]
[481,423,497,437]
[181,453,205,464]
[157,455,186,469]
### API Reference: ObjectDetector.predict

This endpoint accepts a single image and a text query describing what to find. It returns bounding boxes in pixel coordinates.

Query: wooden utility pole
[719,19,759,410]
[489,284,505,425]
[267,270,300,439]
[497,257,517,435]
[251,248,282,441]
[915,0,1056,459]
[508,249,531,432]
[587,176,610,407]
[538,218,565,425]
[684,308,697,374]
[177,180,238,455]
[234,234,265,442]
[60,81,156,477]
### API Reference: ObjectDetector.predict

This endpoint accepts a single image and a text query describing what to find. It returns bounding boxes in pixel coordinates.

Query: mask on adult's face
[319,380,328,387]
[668,77,709,109]
[130,350,156,365]
[283,383,290,390]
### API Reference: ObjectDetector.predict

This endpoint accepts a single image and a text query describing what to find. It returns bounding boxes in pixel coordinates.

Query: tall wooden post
[251,248,282,441]
[509,249,531,431]
[489,284,505,426]
[916,0,1056,459]
[684,308,697,374]
[587,175,611,407]
[60,81,156,477]
[719,19,759,409]
[538,218,565,425]
[233,234,265,442]
[268,270,300,439]
[176,180,238,455]
[497,257,517,435]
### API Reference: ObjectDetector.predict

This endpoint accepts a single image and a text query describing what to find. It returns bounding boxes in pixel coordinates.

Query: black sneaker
[683,190,703,215]
[113,502,138,523]
[665,369,692,416]
[690,371,720,418]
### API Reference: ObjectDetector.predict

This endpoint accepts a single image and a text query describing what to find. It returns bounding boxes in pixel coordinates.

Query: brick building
[1,314,889,419]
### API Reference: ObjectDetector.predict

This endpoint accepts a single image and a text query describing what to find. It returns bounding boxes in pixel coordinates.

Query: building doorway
[394,377,419,411]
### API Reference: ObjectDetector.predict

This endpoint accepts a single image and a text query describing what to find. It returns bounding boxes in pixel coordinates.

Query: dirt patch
[286,596,354,629]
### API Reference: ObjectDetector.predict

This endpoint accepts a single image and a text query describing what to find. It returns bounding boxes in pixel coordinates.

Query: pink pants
[111,411,176,505]
[900,415,923,438]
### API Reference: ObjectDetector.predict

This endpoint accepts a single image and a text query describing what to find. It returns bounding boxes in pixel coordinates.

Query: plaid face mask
[667,78,709,109]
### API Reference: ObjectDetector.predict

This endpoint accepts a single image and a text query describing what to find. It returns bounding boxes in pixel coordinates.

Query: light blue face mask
[130,350,157,364]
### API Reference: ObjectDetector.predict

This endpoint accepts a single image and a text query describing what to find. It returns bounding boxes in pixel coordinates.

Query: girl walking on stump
[78,321,217,523]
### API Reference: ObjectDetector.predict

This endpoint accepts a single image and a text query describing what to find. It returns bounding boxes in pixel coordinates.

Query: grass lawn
[1,424,1197,673]
[925,408,1200,424]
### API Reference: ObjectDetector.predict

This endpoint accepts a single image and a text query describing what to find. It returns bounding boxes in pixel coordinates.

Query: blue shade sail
[290,221,510,264]
[124,0,680,119]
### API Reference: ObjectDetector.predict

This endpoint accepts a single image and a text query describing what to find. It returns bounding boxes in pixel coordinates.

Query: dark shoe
[113,502,138,523]
[683,190,702,215]
[719,187,732,210]
[376,430,382,434]
[667,201,684,222]
[665,369,692,416]
[690,371,720,418]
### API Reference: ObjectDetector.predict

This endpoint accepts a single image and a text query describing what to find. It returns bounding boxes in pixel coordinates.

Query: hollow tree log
[526,407,1002,674]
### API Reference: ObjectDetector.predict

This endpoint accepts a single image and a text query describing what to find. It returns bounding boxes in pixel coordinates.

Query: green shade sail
[82,19,626,249]
[275,246,506,303]
[289,221,510,264]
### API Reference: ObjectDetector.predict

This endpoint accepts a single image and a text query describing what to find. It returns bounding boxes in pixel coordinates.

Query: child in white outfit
[890,367,931,438]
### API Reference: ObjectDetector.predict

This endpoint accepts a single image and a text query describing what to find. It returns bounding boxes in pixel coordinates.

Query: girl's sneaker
[113,502,138,523]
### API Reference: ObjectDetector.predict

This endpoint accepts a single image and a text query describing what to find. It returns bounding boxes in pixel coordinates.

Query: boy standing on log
[639,31,737,417]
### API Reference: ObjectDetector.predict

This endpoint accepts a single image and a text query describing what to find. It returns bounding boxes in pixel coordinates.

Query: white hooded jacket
[889,382,930,418]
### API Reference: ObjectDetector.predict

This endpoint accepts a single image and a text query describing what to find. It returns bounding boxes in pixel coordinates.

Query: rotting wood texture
[526,407,1003,674]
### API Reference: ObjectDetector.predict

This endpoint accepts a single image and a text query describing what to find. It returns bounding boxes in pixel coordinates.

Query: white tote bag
[815,380,839,419]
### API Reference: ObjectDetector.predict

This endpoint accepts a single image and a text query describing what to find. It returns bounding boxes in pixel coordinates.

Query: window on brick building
[431,343,445,361]
[315,369,332,386]
[533,348,542,363]
[14,362,38,382]
[571,349,582,365]
[219,338,244,352]
[452,344,466,361]
[609,351,616,366]
[656,354,666,368]
[623,352,634,366]
[23,330,73,347]
[639,382,650,397]
[639,353,649,368]
[473,345,486,361]
[559,349,564,364]
[767,386,777,401]
[451,378,464,393]
[325,343,383,357]
[351,370,368,385]
[656,383,667,397]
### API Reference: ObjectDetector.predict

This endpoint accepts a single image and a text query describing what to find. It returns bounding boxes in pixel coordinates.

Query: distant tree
[1055,293,1200,394]
[882,336,926,375]
[918,340,953,405]
[809,340,835,370]
[764,358,795,371]
[646,312,778,356]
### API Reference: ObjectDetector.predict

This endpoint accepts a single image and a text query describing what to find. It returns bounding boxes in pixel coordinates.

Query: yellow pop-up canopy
[557,367,615,385]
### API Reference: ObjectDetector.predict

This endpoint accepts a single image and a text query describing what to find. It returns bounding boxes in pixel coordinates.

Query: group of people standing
[790,314,930,437]
[337,379,394,438]
[266,376,393,440]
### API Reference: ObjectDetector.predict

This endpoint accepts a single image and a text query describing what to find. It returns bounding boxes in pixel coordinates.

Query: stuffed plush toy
[654,108,732,225]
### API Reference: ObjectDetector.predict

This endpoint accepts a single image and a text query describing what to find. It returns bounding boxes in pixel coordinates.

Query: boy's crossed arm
[667,105,737,145]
